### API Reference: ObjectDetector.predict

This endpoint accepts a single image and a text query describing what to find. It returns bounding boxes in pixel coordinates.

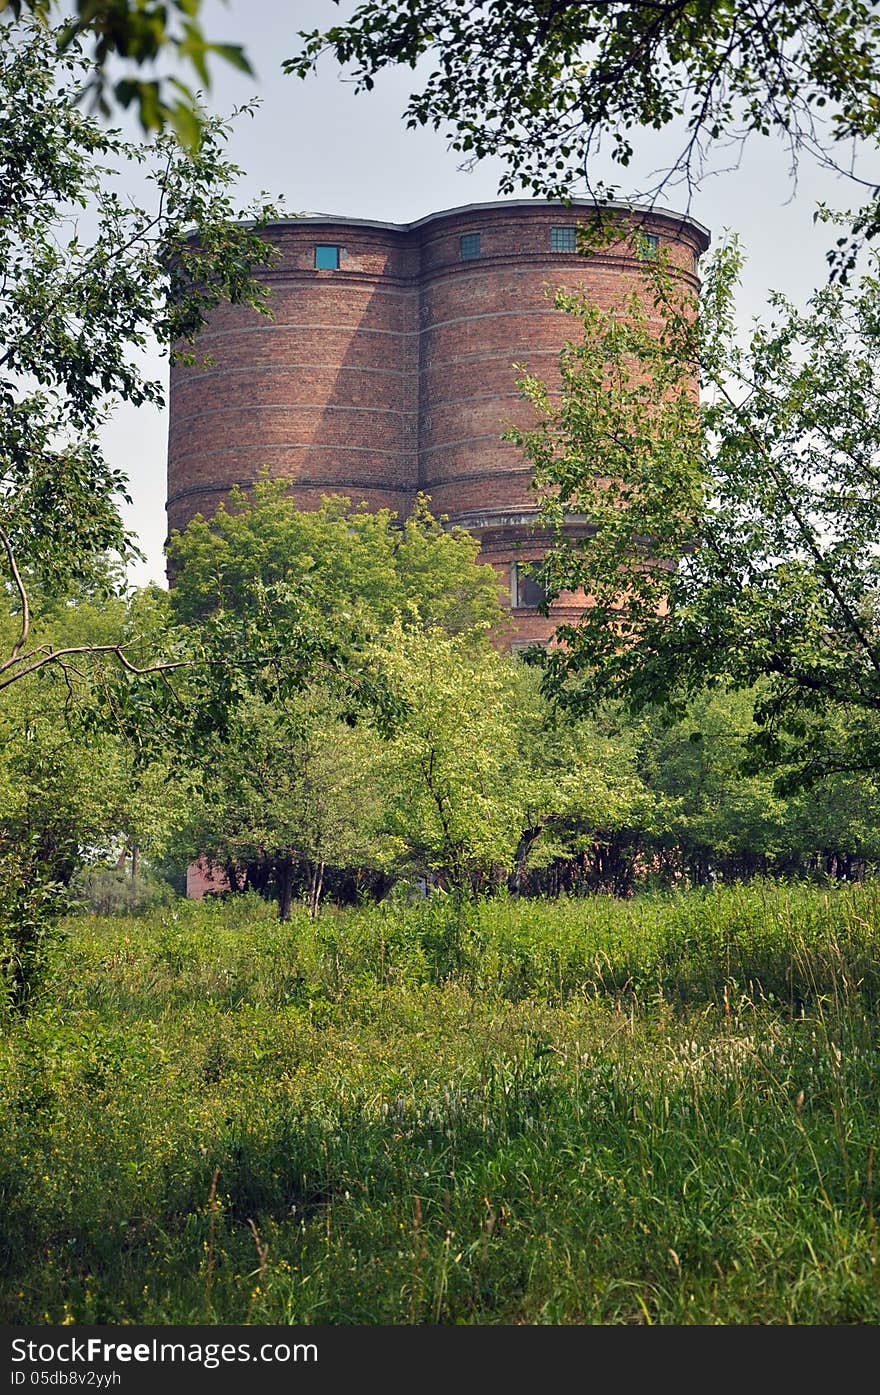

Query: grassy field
[1,881,879,1325]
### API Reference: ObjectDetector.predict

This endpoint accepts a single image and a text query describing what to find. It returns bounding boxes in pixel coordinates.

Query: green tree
[378,631,664,896]
[0,592,185,1005]
[148,488,506,913]
[511,241,880,788]
[180,689,389,920]
[0,18,277,697]
[291,1,880,268]
[378,625,528,893]
[1,0,251,143]
[166,488,667,906]
[637,687,788,884]
[15,3,880,261]
[633,686,880,883]
[167,480,504,637]
[503,664,664,894]
[135,484,502,760]
[0,20,277,1005]
[782,762,880,879]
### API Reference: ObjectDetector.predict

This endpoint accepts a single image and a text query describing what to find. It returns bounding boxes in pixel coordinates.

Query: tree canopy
[0,18,278,697]
[12,2,880,264]
[0,0,251,144]
[167,481,505,638]
[0,18,278,1003]
[291,0,880,268]
[511,240,880,786]
[151,488,509,913]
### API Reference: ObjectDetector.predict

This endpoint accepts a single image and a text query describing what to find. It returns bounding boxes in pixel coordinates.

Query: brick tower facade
[167,199,710,644]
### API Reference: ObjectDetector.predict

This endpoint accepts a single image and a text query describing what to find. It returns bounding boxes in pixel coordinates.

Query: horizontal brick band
[166,477,414,509]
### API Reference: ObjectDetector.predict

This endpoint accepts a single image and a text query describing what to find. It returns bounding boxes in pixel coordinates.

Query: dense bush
[70,868,178,918]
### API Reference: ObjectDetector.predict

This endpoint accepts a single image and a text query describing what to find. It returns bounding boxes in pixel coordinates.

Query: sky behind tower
[106,0,877,586]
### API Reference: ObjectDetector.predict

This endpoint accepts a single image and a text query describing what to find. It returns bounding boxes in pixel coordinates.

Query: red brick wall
[186,856,230,899]
[167,201,709,644]
[167,221,419,534]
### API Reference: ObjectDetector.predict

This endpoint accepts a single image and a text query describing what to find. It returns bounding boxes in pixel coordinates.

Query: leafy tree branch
[511,238,880,783]
[290,0,880,270]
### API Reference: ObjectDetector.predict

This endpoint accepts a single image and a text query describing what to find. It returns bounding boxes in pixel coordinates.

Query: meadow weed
[1,880,878,1324]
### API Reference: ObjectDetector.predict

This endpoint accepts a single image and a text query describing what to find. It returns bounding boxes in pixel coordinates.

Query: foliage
[2,884,880,1323]
[0,0,251,144]
[0,18,276,688]
[0,594,187,1007]
[638,686,790,882]
[103,486,506,780]
[164,489,671,904]
[164,616,684,911]
[157,488,510,912]
[180,689,390,920]
[511,240,880,788]
[59,588,880,916]
[501,663,666,892]
[157,470,880,899]
[291,0,880,268]
[167,480,505,637]
[10,3,880,263]
[377,631,669,897]
[637,688,880,883]
[378,626,529,892]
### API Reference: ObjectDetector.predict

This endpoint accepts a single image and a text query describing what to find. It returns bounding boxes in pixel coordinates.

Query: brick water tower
[167,199,709,644]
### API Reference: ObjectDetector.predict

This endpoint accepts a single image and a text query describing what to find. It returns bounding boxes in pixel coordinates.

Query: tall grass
[1,881,878,1324]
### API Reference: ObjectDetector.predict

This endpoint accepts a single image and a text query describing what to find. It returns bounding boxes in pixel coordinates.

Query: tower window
[460,232,481,260]
[315,244,342,270]
[513,562,548,609]
[638,232,659,260]
[550,225,577,252]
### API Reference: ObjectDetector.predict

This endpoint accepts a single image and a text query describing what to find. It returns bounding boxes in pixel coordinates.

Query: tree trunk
[245,858,272,896]
[308,860,325,919]
[277,858,294,922]
[508,826,543,896]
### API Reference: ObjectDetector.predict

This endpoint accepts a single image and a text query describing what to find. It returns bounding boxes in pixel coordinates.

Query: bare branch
[0,523,30,660]
[0,643,191,693]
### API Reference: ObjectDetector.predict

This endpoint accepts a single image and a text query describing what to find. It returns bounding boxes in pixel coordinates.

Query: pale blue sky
[105,0,878,585]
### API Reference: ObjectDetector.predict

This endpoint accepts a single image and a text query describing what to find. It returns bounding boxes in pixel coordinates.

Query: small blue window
[315,244,341,270]
[460,232,481,260]
[638,232,659,260]
[551,225,577,252]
